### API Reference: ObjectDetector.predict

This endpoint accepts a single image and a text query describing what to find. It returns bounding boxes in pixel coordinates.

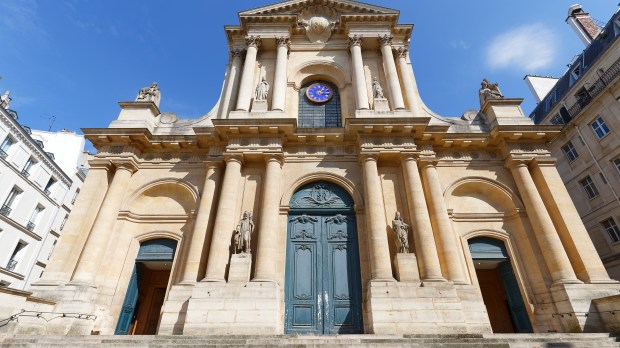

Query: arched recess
[122,178,199,216]
[445,176,523,215]
[291,60,350,90]
[462,230,535,333]
[280,172,364,210]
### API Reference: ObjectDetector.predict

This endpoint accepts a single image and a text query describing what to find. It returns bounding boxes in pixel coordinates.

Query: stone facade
[4,0,620,336]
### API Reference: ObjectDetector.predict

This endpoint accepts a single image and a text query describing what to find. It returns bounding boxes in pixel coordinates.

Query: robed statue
[255,77,270,101]
[479,78,504,107]
[1,90,11,109]
[392,211,410,254]
[234,211,254,254]
[372,77,384,99]
[135,82,161,106]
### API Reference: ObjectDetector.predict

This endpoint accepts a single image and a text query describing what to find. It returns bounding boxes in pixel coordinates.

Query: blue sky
[0,0,618,152]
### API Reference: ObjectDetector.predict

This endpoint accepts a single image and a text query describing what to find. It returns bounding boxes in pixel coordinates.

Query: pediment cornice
[239,0,399,17]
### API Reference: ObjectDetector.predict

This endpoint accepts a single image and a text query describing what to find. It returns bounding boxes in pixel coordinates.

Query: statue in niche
[255,76,270,101]
[478,78,504,107]
[0,90,11,109]
[392,211,410,254]
[135,82,161,106]
[372,77,385,99]
[234,211,254,254]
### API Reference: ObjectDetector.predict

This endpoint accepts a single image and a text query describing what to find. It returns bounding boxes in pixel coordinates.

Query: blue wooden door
[114,263,144,335]
[284,181,363,334]
[498,261,533,333]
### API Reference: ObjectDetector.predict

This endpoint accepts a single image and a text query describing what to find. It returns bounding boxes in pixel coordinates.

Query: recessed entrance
[284,181,363,334]
[115,238,177,335]
[469,237,533,333]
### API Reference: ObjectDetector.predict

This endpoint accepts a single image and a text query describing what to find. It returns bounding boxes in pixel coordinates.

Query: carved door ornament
[298,5,339,43]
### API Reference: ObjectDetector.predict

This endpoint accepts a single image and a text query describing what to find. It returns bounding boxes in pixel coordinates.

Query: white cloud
[486,23,557,71]
[0,0,44,37]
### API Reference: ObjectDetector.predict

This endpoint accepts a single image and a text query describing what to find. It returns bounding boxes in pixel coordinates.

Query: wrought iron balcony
[0,148,7,159]
[0,205,11,216]
[6,259,17,272]
[44,189,51,196]
[567,55,620,119]
[26,222,35,232]
[21,169,30,178]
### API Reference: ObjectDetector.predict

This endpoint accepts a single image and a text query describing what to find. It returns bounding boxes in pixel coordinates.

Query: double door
[284,212,363,334]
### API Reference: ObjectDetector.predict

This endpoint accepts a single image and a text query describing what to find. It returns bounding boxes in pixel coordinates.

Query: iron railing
[26,222,35,232]
[20,169,30,178]
[567,55,620,119]
[44,189,51,196]
[5,259,17,272]
[0,148,7,159]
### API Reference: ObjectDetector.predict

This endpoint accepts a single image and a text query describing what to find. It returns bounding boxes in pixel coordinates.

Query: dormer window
[570,62,583,86]
[545,91,557,111]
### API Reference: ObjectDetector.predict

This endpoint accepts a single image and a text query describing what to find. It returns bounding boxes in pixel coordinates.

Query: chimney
[566,4,601,46]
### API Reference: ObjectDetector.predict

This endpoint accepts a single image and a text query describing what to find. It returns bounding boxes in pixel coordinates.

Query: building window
[614,157,620,174]
[0,136,15,159]
[579,176,599,199]
[550,113,565,125]
[1,186,22,216]
[298,81,341,128]
[44,178,56,196]
[59,214,68,231]
[21,157,35,177]
[570,63,582,86]
[591,117,610,139]
[71,189,80,204]
[27,205,44,232]
[546,91,557,111]
[603,218,620,243]
[6,241,27,272]
[561,141,579,162]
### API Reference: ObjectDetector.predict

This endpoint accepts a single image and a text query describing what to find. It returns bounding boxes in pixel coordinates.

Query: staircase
[1,333,619,347]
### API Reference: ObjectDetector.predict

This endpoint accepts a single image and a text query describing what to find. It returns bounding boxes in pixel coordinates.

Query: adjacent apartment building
[0,99,87,290]
[528,5,620,278]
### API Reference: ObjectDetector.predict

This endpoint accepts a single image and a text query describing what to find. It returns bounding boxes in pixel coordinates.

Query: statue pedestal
[394,253,420,282]
[251,99,268,112]
[228,253,252,283]
[373,98,390,112]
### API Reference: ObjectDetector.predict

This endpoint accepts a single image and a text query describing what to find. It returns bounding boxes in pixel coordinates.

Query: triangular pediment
[239,0,399,17]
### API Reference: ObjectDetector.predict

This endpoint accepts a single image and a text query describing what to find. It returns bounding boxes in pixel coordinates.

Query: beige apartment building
[3,0,620,337]
[528,5,620,279]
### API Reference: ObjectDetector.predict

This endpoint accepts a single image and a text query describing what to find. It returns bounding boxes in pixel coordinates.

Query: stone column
[378,34,405,110]
[395,47,419,112]
[348,35,369,110]
[218,49,244,118]
[507,160,580,284]
[420,161,467,283]
[180,162,223,284]
[530,160,610,283]
[203,154,244,282]
[253,155,284,281]
[235,36,261,112]
[271,37,290,112]
[71,162,137,284]
[360,154,394,281]
[400,155,444,281]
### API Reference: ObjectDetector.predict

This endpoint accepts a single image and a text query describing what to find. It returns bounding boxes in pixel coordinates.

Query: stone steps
[0,333,618,348]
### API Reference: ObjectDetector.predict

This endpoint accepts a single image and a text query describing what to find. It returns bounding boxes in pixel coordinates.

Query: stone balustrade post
[271,37,290,112]
[71,162,137,284]
[253,154,284,281]
[236,36,261,112]
[378,34,405,110]
[203,154,244,282]
[348,35,370,110]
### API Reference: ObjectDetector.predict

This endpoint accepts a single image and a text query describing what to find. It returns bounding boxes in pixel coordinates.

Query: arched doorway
[284,181,363,334]
[115,238,177,335]
[469,237,532,333]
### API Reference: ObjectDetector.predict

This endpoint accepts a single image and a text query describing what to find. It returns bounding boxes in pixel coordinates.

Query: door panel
[498,261,533,333]
[285,212,363,335]
[114,263,144,335]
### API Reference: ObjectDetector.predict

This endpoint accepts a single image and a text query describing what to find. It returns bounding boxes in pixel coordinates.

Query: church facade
[12,0,620,336]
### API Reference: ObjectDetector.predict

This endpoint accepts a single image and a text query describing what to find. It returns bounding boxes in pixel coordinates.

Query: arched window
[298,80,341,128]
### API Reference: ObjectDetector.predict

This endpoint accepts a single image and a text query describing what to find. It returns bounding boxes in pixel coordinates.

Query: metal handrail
[26,222,35,232]
[567,55,620,119]
[5,259,17,272]
[0,205,11,216]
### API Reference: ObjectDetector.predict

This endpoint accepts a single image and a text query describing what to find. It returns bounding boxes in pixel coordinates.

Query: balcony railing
[567,55,620,119]
[26,222,35,232]
[44,189,51,196]
[0,148,7,159]
[5,259,17,272]
[0,205,11,216]
[21,169,30,178]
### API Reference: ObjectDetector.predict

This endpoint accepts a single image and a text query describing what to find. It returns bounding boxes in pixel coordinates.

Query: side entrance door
[285,212,363,334]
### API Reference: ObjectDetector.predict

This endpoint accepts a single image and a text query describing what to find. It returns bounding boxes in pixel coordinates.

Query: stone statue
[135,82,161,106]
[392,211,410,254]
[479,78,504,107]
[1,90,11,109]
[234,211,254,254]
[255,77,270,101]
[372,77,384,99]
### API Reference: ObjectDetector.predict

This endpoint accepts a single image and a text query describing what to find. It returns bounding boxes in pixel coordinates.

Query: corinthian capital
[276,36,290,48]
[395,46,409,58]
[348,34,363,48]
[230,48,245,59]
[378,34,393,47]
[245,35,262,48]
